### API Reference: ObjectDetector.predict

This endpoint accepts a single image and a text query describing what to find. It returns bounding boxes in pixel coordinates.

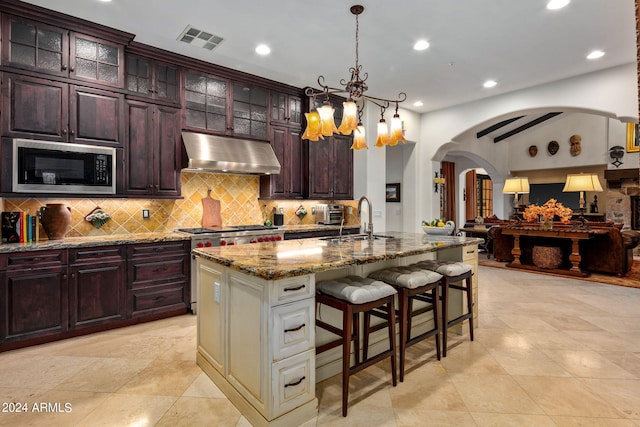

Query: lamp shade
[502,177,530,194]
[562,173,603,192]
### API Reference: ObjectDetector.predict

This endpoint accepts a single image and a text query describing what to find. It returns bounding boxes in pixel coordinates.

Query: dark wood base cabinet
[126,241,190,318]
[0,241,190,352]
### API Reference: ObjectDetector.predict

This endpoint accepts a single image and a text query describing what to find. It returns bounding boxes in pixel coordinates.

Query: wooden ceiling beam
[476,116,524,138]
[493,112,562,143]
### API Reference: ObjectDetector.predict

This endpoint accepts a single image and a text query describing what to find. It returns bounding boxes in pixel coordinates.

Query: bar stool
[315,276,398,417]
[366,266,444,382]
[412,260,474,357]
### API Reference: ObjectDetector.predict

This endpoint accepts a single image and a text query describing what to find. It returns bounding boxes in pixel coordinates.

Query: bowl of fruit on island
[421,219,455,235]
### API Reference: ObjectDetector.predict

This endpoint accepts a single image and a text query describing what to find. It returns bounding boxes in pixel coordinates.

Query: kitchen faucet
[357,196,374,240]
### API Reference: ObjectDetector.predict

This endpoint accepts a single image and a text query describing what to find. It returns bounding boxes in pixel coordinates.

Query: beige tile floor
[1,266,640,426]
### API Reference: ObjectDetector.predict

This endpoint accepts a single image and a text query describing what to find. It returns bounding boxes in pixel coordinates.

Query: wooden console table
[501,226,608,277]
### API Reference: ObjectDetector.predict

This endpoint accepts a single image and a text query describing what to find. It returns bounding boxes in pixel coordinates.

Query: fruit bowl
[422,220,455,235]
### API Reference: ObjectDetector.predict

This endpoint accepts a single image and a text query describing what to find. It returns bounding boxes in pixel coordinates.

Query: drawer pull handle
[284,376,306,388]
[283,284,305,292]
[153,267,167,273]
[466,250,475,254]
[284,323,305,333]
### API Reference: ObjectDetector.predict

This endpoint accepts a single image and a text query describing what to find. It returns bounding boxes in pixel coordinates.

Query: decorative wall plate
[528,145,538,157]
[547,140,559,155]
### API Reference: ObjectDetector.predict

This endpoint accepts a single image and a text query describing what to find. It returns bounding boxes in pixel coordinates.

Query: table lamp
[562,173,603,214]
[503,177,530,205]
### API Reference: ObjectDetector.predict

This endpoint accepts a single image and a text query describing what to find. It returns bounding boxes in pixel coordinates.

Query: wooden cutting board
[201,189,222,227]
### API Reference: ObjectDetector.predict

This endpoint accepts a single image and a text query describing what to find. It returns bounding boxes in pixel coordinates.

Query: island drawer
[271,349,315,418]
[272,299,315,361]
[270,275,314,305]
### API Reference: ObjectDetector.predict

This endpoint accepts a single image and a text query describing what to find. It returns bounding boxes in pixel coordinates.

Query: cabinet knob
[69,66,75,72]
[62,129,67,135]
[70,130,75,136]
[62,65,68,71]
[62,274,67,279]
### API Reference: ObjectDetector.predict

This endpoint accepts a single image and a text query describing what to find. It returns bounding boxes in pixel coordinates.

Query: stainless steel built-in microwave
[13,139,116,194]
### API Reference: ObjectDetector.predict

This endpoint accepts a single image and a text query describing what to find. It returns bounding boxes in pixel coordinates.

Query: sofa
[488,222,640,276]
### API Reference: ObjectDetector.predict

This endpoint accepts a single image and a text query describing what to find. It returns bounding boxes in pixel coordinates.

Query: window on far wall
[476,174,493,217]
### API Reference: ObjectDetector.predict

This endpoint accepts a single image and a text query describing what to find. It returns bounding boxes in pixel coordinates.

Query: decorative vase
[40,204,72,240]
[540,217,553,230]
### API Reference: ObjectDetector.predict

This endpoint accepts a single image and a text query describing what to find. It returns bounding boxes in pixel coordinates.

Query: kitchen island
[193,232,480,427]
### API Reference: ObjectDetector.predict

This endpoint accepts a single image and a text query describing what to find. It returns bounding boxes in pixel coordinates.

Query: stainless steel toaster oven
[315,204,344,225]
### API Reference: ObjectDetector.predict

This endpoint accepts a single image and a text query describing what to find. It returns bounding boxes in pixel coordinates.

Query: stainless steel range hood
[181,132,280,175]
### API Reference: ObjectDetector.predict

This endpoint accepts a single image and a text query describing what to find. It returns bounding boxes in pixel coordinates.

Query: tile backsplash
[2,172,359,238]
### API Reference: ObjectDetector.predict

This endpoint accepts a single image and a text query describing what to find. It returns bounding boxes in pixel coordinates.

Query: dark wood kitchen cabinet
[184,69,230,135]
[68,246,126,330]
[260,88,305,199]
[259,125,305,199]
[184,70,269,140]
[0,250,69,345]
[305,94,353,200]
[1,13,127,88]
[126,100,181,197]
[125,53,181,105]
[232,82,268,139]
[126,241,190,318]
[1,73,125,146]
[0,240,190,351]
[308,134,354,200]
[270,90,302,128]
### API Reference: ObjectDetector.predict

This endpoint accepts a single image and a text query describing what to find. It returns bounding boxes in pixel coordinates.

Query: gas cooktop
[176,227,224,234]
[228,225,279,231]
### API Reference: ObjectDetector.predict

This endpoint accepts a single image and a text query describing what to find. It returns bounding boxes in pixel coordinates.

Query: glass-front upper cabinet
[184,71,269,140]
[184,70,229,134]
[232,83,268,139]
[126,54,180,104]
[1,14,125,88]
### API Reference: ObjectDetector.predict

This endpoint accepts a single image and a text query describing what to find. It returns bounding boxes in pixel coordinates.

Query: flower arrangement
[522,198,573,224]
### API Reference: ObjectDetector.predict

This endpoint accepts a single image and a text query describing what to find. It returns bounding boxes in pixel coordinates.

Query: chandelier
[302,5,408,150]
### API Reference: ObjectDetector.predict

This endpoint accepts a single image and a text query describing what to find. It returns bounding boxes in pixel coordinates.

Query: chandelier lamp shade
[502,177,530,204]
[303,5,408,150]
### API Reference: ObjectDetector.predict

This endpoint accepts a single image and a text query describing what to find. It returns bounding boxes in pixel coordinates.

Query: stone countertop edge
[0,232,191,253]
[281,224,361,233]
[194,233,483,281]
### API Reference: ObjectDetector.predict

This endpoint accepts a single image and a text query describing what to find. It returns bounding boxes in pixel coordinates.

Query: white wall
[353,63,638,232]
[416,64,638,229]
[385,145,404,231]
[506,113,609,171]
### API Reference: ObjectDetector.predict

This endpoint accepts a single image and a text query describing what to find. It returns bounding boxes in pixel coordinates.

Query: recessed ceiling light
[587,50,605,60]
[413,101,424,107]
[98,0,112,2]
[413,40,430,51]
[547,0,570,10]
[255,44,271,55]
[483,80,497,88]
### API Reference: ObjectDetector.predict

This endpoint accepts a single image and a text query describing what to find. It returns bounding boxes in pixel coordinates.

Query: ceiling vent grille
[177,25,224,51]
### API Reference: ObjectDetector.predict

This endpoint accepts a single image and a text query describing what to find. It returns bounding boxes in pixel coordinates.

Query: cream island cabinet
[194,232,480,427]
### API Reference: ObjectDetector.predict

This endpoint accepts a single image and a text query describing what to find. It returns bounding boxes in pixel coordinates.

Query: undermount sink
[320,234,395,243]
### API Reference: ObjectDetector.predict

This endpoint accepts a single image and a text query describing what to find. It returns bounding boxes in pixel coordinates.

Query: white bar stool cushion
[368,266,442,289]
[413,260,472,277]
[317,276,397,304]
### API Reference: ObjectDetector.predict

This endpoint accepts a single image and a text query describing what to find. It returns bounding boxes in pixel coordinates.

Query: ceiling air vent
[177,25,224,51]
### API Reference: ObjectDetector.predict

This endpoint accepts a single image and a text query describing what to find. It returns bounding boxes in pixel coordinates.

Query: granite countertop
[194,232,482,280]
[0,232,191,253]
[280,224,360,233]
